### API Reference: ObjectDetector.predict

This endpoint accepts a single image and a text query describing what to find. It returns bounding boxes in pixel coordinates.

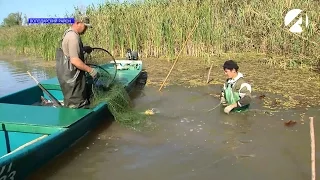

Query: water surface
[0,58,319,180]
[0,59,55,97]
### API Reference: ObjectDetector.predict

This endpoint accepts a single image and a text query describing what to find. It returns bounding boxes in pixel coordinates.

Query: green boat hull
[0,60,147,180]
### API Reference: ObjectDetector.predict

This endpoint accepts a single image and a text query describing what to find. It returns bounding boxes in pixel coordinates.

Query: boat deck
[0,103,92,134]
[0,103,92,127]
[40,69,139,89]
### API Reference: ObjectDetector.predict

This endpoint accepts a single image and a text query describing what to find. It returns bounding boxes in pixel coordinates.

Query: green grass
[0,0,319,68]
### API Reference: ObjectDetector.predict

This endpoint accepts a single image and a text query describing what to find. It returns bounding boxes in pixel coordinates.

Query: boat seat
[0,103,93,129]
[40,78,61,91]
[1,123,65,134]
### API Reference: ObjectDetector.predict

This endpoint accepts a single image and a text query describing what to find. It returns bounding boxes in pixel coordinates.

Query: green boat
[0,56,147,179]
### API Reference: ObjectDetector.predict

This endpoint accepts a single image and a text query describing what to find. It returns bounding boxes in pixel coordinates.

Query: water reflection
[0,59,55,97]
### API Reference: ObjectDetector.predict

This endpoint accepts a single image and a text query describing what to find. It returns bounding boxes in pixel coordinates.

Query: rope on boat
[1,123,11,153]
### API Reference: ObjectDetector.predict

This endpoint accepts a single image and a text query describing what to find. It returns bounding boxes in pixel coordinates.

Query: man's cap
[74,14,92,28]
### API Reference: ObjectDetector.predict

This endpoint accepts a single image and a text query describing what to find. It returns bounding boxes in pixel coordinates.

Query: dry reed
[0,0,318,68]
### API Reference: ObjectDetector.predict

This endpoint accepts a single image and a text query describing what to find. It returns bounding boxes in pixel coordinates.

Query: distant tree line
[1,12,28,27]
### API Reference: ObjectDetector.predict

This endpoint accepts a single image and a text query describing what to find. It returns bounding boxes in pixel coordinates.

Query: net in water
[88,67,149,130]
[84,48,151,130]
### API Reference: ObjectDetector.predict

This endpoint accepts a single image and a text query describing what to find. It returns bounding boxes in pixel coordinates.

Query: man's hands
[220,96,227,106]
[220,92,227,106]
[224,103,237,114]
[83,46,93,54]
[89,68,99,79]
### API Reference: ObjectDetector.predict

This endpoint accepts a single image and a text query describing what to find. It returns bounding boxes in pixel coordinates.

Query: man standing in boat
[55,14,99,109]
[220,60,252,114]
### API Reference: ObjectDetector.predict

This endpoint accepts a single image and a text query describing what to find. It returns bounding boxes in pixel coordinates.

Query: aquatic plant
[89,78,149,130]
[85,52,150,131]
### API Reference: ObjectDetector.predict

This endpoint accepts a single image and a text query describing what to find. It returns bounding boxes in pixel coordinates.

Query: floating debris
[258,94,266,99]
[151,108,160,113]
[238,139,253,143]
[144,109,154,115]
[236,154,256,159]
[143,108,160,115]
[180,117,192,123]
[284,120,297,127]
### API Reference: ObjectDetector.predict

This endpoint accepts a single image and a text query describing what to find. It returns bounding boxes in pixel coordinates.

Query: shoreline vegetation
[0,0,319,110]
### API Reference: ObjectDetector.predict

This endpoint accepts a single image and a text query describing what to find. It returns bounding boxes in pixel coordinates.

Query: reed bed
[0,0,319,68]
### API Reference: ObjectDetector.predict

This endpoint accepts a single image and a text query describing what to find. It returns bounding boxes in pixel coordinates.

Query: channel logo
[284,9,309,33]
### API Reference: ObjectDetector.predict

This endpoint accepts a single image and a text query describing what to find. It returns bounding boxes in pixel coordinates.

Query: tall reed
[0,0,318,66]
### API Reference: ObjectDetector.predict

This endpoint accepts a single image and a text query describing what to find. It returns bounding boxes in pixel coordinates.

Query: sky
[0,0,126,24]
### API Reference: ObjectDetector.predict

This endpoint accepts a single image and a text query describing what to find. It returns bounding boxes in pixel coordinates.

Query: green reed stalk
[0,0,318,66]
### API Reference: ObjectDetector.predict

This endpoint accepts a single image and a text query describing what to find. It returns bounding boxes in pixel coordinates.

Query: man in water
[220,60,252,114]
[56,14,99,108]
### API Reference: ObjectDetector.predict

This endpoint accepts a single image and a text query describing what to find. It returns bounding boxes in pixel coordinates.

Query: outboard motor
[126,48,139,60]
[135,70,148,90]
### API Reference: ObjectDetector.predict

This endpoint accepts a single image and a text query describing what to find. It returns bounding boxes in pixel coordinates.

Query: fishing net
[84,48,117,88]
[84,48,149,130]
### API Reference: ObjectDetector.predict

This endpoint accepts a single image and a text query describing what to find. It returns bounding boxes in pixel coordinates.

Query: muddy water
[0,59,320,180]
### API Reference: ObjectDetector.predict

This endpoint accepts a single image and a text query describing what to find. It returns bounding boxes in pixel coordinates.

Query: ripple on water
[0,60,52,96]
[8,62,318,180]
